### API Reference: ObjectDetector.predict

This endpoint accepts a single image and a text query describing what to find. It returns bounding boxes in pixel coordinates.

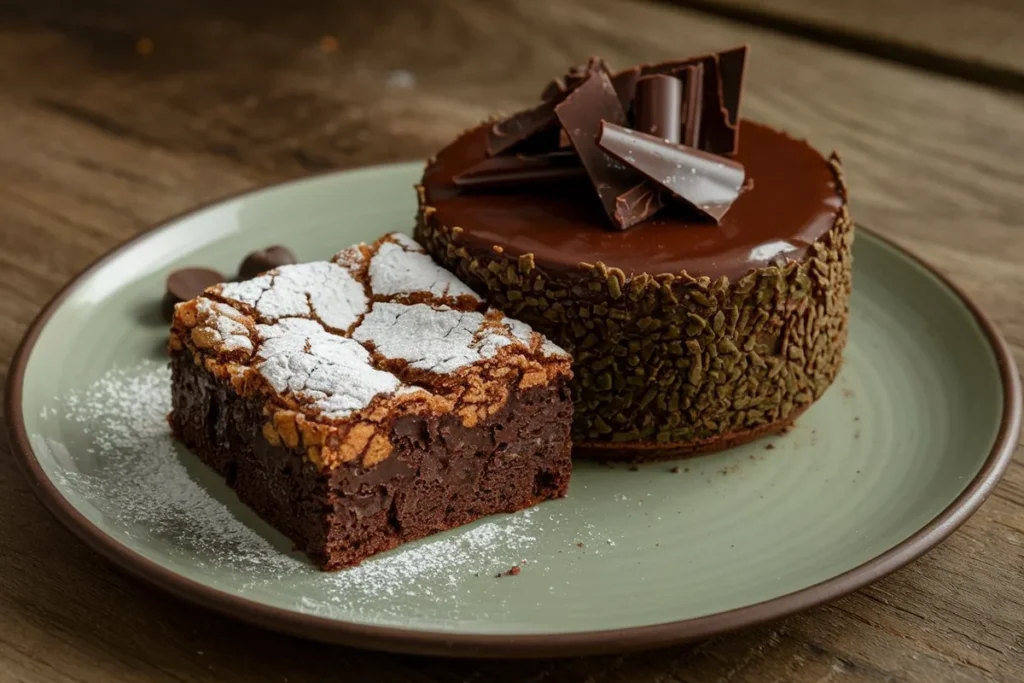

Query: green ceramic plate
[6,163,1020,658]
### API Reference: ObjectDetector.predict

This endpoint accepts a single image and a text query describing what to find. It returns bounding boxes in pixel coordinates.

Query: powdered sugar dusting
[506,318,569,359]
[354,303,517,374]
[504,316,535,348]
[255,317,401,419]
[194,235,561,402]
[386,232,422,252]
[218,262,367,332]
[540,338,568,358]
[195,298,253,354]
[369,235,479,301]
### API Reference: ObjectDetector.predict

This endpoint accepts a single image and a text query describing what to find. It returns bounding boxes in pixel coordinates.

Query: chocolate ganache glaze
[422,119,842,282]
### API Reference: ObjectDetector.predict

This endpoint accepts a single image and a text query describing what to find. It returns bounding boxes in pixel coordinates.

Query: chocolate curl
[677,54,732,156]
[717,45,748,126]
[615,183,666,229]
[680,64,704,148]
[598,121,746,223]
[453,151,584,189]
[635,75,682,143]
[555,71,659,230]
[641,45,748,156]
[488,57,616,157]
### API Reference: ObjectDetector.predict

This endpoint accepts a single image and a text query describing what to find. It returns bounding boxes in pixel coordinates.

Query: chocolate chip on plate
[238,245,297,280]
[162,267,225,322]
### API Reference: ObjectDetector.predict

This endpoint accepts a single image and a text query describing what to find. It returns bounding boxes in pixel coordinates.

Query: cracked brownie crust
[169,233,573,569]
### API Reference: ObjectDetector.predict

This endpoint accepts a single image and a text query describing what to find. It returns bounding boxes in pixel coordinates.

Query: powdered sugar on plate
[38,360,571,622]
[49,360,299,576]
[303,511,540,620]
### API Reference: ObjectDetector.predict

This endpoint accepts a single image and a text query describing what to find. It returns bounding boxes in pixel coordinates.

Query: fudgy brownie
[168,233,573,570]
[416,50,852,460]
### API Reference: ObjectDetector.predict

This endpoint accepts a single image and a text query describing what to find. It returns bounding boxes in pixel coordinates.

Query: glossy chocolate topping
[422,119,843,281]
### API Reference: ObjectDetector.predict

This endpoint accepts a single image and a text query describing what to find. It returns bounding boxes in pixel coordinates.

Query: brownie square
[168,233,572,570]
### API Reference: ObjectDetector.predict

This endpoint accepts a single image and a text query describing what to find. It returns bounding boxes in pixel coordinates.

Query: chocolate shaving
[615,182,666,228]
[453,151,584,189]
[485,99,560,157]
[470,49,750,230]
[717,45,748,126]
[555,71,654,229]
[611,67,641,113]
[488,58,614,157]
[678,55,733,156]
[598,121,746,223]
[641,46,747,156]
[635,74,682,144]
[680,64,704,148]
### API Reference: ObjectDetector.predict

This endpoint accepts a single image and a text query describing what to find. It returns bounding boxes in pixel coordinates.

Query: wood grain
[681,0,1024,76]
[1,0,1023,681]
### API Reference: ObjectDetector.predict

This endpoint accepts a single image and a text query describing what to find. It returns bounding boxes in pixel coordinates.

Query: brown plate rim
[5,167,1021,659]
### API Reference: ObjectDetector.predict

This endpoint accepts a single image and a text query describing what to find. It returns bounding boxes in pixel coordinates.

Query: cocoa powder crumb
[669,466,680,473]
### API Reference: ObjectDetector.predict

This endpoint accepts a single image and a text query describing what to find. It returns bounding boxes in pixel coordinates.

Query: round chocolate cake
[415,51,853,460]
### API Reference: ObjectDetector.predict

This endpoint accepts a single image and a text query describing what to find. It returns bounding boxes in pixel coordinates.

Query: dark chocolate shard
[555,71,648,230]
[509,125,563,156]
[678,54,733,156]
[486,99,559,157]
[540,77,566,102]
[453,151,584,189]
[615,182,666,228]
[598,121,746,223]
[488,58,617,157]
[641,46,747,156]
[635,74,682,144]
[717,45,748,126]
[564,57,611,90]
[611,67,640,113]
[680,64,704,148]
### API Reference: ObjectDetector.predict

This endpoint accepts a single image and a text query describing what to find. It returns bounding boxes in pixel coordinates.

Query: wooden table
[2,1,1023,680]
